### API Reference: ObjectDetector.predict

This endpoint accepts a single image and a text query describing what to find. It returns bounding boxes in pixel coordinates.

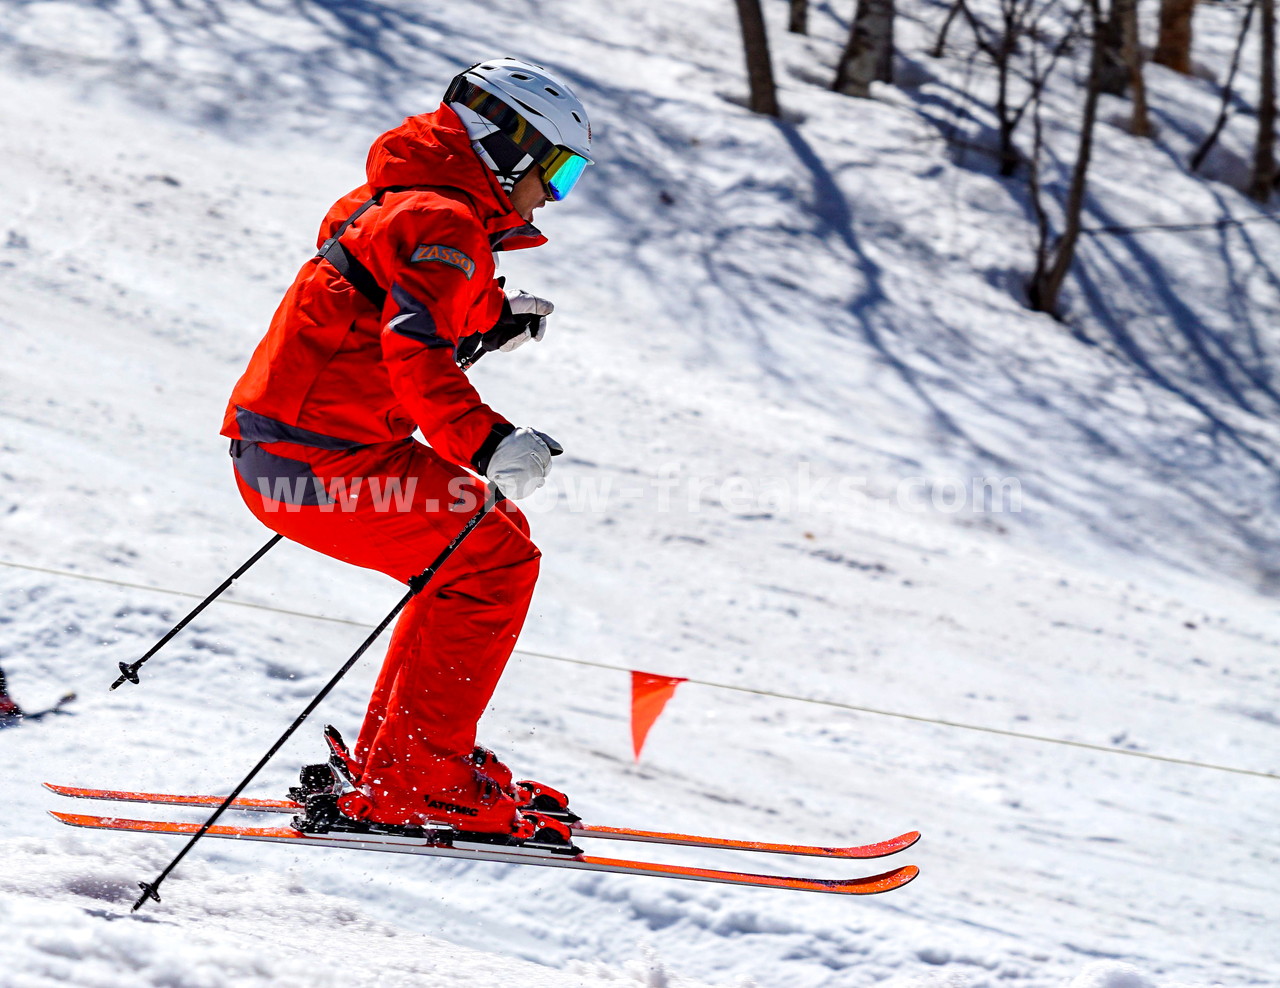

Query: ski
[44,783,920,860]
[28,692,78,720]
[48,811,918,896]
[1,693,76,728]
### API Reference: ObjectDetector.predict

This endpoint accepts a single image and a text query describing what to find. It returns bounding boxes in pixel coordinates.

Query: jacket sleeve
[375,202,511,470]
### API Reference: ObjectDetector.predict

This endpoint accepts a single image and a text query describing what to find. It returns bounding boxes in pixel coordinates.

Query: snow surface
[1,0,1278,985]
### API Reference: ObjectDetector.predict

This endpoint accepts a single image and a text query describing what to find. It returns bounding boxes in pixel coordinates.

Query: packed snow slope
[1,1,1278,986]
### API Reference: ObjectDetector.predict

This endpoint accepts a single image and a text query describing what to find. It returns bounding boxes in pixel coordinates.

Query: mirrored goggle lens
[542,151,590,201]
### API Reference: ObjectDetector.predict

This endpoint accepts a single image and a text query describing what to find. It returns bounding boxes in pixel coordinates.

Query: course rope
[2,556,1276,782]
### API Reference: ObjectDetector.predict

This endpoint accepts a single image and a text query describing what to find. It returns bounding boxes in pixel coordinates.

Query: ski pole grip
[457,342,485,371]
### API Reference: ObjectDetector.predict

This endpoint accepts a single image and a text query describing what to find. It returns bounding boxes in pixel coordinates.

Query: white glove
[498,290,554,352]
[485,426,563,499]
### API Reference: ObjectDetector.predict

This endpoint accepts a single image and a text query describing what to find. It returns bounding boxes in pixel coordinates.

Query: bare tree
[967,0,1038,173]
[951,0,1084,175]
[1153,0,1195,74]
[1191,0,1258,171]
[1029,0,1106,316]
[734,0,781,116]
[790,0,809,34]
[833,0,896,98]
[931,0,967,56]
[1250,0,1277,199]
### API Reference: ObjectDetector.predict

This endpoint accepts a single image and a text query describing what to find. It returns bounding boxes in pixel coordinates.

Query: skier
[0,665,24,726]
[220,58,593,842]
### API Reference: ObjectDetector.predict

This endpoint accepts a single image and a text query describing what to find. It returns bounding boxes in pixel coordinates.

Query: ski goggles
[446,74,593,201]
[538,145,590,201]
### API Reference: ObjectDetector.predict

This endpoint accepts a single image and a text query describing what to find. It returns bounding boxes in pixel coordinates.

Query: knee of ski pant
[428,510,540,596]
[498,521,541,576]
[498,499,534,539]
[478,514,542,588]
[491,502,540,568]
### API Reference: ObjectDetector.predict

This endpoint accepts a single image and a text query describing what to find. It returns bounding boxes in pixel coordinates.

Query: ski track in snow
[1,0,1279,985]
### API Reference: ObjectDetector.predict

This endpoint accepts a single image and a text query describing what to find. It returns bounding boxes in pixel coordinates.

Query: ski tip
[888,830,922,851]
[48,810,89,827]
[841,863,919,894]
[828,830,922,857]
[44,782,94,798]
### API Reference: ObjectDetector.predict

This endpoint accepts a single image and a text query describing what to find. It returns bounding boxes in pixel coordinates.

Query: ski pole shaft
[111,535,284,690]
[132,487,505,911]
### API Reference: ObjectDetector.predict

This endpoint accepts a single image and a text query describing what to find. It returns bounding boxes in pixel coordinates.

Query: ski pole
[131,486,506,911]
[456,335,491,371]
[111,535,284,690]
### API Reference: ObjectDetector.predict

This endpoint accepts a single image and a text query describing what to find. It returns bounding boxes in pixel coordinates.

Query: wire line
[3,556,1276,782]
[1082,213,1279,236]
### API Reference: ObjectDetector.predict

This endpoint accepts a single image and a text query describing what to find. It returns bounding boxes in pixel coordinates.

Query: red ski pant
[232,438,539,797]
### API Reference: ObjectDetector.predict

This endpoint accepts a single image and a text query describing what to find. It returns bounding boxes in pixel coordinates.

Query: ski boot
[0,694,22,726]
[292,740,578,854]
[0,669,23,725]
[469,745,580,824]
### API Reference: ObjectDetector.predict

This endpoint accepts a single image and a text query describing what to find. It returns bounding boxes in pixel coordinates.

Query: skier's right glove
[477,426,563,499]
[492,289,553,352]
[456,289,553,368]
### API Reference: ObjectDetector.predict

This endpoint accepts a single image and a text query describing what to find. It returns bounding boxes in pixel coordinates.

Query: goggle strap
[446,76,559,168]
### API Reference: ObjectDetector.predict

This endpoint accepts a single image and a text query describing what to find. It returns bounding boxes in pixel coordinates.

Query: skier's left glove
[476,426,563,499]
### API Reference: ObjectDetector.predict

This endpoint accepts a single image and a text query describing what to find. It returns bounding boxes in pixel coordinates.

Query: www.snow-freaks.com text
[253,464,1022,516]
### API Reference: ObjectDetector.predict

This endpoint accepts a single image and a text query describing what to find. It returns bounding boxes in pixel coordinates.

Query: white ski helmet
[445,57,593,200]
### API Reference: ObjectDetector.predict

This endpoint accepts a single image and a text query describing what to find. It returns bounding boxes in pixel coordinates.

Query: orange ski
[45,783,919,859]
[44,783,297,813]
[576,824,919,858]
[49,810,919,896]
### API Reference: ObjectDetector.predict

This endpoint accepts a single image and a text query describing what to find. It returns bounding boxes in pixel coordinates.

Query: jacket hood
[365,105,546,249]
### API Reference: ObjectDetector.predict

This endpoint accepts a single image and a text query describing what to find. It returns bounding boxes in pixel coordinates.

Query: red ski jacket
[221,105,546,471]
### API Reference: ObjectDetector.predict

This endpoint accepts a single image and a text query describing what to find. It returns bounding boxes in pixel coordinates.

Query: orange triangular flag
[630,671,687,761]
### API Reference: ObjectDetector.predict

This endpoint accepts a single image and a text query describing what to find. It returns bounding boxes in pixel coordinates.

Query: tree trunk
[994,0,1022,175]
[1099,0,1129,95]
[1030,0,1106,317]
[1154,0,1195,74]
[1121,0,1151,134]
[789,0,809,34]
[734,0,781,116]
[833,0,896,98]
[1250,0,1277,199]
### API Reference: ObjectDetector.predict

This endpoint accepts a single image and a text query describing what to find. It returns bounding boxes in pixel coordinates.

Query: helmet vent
[545,86,560,96]
[512,72,531,80]
[571,112,581,122]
